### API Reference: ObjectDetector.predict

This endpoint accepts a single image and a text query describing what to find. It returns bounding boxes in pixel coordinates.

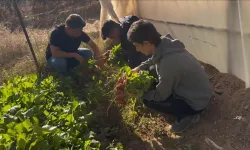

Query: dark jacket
[119,16,150,68]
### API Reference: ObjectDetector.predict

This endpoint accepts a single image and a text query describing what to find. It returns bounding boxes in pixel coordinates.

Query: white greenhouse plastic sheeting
[100,0,250,88]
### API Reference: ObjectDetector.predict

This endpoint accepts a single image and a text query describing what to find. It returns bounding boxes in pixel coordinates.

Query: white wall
[107,0,250,87]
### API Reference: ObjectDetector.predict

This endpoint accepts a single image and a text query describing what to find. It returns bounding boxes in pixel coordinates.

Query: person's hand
[95,58,105,69]
[74,53,84,64]
[103,50,111,57]
[101,50,111,62]
[132,66,141,73]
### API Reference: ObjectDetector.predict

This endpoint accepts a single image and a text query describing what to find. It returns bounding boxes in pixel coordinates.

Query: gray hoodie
[139,35,212,111]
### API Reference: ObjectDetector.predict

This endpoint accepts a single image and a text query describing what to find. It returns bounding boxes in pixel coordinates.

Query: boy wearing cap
[46,14,103,75]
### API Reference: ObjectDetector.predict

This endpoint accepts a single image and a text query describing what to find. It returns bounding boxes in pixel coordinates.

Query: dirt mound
[173,63,250,150]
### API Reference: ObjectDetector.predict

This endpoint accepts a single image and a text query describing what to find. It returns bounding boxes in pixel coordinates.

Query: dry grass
[0,0,102,83]
[0,21,113,83]
[0,27,49,82]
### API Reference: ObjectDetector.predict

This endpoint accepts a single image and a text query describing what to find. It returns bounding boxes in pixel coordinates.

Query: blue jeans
[47,48,93,74]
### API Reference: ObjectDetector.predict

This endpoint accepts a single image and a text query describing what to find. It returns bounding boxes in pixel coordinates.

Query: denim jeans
[47,48,93,75]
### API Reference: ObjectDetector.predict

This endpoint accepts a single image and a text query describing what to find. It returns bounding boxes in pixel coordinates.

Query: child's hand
[132,66,141,73]
[95,58,105,69]
[100,50,112,62]
[74,53,85,64]
[103,50,111,57]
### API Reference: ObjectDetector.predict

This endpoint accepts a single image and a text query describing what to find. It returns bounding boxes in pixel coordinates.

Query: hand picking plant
[0,75,101,150]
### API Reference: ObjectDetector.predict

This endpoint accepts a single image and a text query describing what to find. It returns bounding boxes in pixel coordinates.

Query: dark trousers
[143,95,203,120]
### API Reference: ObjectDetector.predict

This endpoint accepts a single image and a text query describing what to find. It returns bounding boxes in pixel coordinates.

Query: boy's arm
[50,45,84,63]
[132,57,154,72]
[139,57,154,70]
[80,32,102,58]
[87,40,102,58]
[50,45,76,58]
[143,73,174,102]
[143,60,177,101]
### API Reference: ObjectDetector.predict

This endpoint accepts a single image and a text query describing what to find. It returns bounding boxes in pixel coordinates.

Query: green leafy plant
[106,141,123,150]
[0,48,156,149]
[112,66,155,126]
[108,44,127,66]
[0,75,100,150]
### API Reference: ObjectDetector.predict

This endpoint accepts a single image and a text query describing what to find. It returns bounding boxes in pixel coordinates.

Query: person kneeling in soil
[127,20,212,133]
[46,14,104,75]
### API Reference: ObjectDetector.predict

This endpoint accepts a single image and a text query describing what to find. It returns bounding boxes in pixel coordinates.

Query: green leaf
[0,145,6,150]
[90,139,101,149]
[33,91,47,104]
[84,140,92,149]
[17,137,26,150]
[29,137,41,150]
[8,105,20,115]
[43,110,49,117]
[32,117,39,125]
[22,119,32,132]
[66,114,74,123]
[87,131,95,139]
[22,107,35,119]
[33,126,50,135]
[42,125,57,132]
[15,123,24,133]
[72,100,79,112]
[117,142,124,150]
[2,134,11,142]
[9,142,16,150]
[29,137,49,150]
[51,115,57,121]
[3,105,11,113]
[7,128,16,136]
[52,134,63,147]
[3,114,18,124]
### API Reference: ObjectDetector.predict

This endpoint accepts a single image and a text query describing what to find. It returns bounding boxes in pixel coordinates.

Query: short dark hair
[127,20,161,46]
[101,20,120,40]
[65,14,86,29]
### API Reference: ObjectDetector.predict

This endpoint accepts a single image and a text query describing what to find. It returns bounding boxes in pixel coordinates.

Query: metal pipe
[12,0,40,73]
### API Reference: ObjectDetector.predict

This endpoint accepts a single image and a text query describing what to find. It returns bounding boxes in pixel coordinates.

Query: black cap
[101,20,119,40]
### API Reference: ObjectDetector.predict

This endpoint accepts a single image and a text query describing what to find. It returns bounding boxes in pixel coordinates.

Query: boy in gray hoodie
[127,20,212,133]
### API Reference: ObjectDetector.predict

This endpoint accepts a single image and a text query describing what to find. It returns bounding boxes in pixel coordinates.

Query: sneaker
[170,114,200,133]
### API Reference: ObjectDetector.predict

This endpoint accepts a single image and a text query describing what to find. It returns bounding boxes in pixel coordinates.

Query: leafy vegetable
[0,75,100,150]
[0,44,155,149]
[112,66,155,125]
[108,44,127,66]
